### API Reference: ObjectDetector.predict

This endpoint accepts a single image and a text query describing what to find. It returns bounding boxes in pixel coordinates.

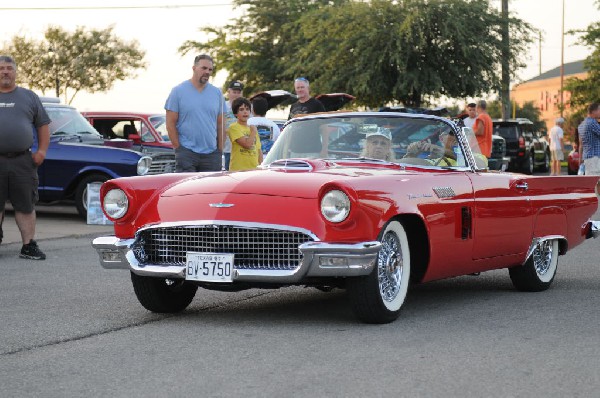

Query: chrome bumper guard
[587,220,600,239]
[92,236,381,283]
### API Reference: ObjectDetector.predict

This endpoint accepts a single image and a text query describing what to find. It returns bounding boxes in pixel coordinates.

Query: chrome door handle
[515,182,528,190]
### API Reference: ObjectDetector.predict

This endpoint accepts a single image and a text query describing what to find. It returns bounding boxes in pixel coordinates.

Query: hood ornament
[209,203,235,208]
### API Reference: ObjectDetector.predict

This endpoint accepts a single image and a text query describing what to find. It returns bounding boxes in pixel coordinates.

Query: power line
[0,3,232,11]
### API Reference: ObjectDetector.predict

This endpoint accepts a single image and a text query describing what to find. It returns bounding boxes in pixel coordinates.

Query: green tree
[487,100,545,131]
[178,0,349,98]
[564,1,600,119]
[2,26,145,104]
[180,0,533,108]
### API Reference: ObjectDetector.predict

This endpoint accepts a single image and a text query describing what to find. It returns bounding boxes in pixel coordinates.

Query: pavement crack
[1,290,273,357]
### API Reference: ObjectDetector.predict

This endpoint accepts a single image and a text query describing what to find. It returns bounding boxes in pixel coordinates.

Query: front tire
[75,174,109,218]
[509,239,559,292]
[131,272,198,313]
[348,220,411,324]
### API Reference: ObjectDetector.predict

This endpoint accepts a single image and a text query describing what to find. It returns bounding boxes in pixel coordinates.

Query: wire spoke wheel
[378,231,404,303]
[509,238,559,291]
[348,220,411,324]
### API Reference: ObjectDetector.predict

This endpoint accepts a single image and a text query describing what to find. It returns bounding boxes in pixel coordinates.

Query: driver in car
[361,127,396,161]
[405,131,487,167]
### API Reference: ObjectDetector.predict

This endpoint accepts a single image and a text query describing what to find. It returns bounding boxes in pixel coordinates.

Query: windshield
[149,115,170,142]
[46,106,102,137]
[263,114,486,168]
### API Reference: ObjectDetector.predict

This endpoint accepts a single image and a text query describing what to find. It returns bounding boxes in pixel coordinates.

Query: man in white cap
[549,117,565,175]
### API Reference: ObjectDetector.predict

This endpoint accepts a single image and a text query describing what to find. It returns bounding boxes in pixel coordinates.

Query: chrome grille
[133,225,315,270]
[148,153,176,174]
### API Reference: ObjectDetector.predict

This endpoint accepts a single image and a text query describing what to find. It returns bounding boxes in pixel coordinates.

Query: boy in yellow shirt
[227,97,263,171]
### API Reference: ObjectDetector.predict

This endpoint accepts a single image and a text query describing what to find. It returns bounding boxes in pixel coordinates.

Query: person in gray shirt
[0,55,51,260]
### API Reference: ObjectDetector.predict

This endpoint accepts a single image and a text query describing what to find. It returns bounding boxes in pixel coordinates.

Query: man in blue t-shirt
[165,54,224,172]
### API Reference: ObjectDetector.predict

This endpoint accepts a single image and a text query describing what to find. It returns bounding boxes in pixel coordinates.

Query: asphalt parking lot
[1,203,113,245]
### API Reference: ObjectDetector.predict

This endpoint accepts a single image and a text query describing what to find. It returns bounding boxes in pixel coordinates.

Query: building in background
[511,60,587,132]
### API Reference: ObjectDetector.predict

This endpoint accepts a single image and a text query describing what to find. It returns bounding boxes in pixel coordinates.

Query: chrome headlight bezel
[320,189,351,223]
[137,156,152,175]
[103,188,129,219]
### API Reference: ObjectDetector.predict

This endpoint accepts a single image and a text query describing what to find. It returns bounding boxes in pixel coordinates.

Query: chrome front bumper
[92,236,381,283]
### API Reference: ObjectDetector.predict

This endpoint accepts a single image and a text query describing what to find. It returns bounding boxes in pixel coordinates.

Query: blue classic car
[34,98,175,217]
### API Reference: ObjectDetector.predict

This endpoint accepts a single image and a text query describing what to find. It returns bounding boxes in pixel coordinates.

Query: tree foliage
[487,100,545,131]
[180,0,534,108]
[2,26,145,104]
[564,1,600,120]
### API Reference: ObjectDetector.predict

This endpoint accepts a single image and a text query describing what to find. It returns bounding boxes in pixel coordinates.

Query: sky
[1,0,599,115]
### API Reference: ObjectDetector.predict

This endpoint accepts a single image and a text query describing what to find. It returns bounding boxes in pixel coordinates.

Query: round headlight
[321,190,351,223]
[103,188,129,219]
[137,156,152,175]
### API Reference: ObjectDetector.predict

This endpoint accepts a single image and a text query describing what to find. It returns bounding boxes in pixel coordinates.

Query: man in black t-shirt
[287,77,325,120]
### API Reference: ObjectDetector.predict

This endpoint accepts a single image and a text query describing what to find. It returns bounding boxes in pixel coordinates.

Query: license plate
[185,252,234,283]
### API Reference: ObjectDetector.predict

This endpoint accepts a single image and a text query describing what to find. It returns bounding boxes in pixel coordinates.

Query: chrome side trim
[524,235,565,264]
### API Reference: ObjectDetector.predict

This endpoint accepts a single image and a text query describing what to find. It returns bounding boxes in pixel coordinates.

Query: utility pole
[559,0,565,117]
[501,0,510,119]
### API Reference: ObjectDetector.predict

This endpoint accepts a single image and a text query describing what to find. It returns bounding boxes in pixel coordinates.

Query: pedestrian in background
[165,54,224,172]
[578,102,600,176]
[472,100,493,157]
[463,102,477,129]
[287,77,325,119]
[548,117,565,175]
[0,55,51,260]
[222,80,244,170]
[228,97,262,171]
[248,96,281,141]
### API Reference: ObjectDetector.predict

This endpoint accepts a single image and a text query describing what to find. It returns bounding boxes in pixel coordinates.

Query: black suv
[492,118,549,174]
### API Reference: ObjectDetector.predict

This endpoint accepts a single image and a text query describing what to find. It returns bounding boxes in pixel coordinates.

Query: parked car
[37,98,175,218]
[567,143,581,175]
[82,111,173,153]
[92,111,599,324]
[492,118,550,174]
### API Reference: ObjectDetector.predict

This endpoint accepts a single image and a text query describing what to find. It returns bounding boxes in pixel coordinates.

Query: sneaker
[20,240,46,260]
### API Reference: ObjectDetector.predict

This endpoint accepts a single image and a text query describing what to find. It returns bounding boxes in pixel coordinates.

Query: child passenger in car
[227,97,262,171]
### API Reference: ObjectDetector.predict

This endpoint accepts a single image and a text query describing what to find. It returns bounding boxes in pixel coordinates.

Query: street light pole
[559,0,565,117]
[500,0,510,119]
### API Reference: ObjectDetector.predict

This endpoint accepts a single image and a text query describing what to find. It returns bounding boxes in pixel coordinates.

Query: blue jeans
[175,146,222,172]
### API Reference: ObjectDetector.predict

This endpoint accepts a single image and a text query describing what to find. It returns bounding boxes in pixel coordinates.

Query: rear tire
[348,220,411,324]
[509,239,559,292]
[539,150,550,172]
[131,272,198,313]
[522,151,534,175]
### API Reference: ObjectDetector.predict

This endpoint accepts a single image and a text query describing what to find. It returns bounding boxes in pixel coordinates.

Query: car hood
[161,160,411,199]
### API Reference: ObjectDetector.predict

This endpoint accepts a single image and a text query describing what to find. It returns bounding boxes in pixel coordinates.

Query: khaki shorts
[550,149,564,161]
[0,152,39,213]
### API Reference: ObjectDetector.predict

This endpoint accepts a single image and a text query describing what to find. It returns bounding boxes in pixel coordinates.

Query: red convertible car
[92,112,599,324]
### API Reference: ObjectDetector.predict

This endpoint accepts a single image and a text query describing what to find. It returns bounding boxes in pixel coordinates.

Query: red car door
[468,172,534,260]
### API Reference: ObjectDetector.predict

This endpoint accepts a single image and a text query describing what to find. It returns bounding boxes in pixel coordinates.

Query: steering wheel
[433,156,453,166]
